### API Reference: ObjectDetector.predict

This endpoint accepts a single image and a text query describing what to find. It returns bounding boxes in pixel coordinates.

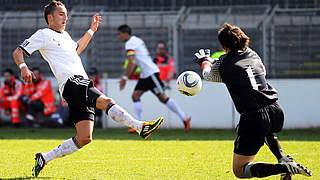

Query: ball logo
[176,71,202,96]
[183,73,198,88]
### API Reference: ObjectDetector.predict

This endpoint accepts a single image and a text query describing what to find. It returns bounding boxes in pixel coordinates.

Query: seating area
[0,3,319,79]
[269,25,320,78]
[0,0,318,11]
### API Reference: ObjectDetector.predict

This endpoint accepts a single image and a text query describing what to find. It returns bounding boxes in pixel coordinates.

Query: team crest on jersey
[52,38,61,46]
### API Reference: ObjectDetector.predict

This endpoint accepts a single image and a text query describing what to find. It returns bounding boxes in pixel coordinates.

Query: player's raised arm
[12,47,35,84]
[119,55,137,90]
[76,13,102,55]
[194,49,223,82]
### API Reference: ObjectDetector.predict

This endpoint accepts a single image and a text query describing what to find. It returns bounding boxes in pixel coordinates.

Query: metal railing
[0,6,320,79]
[0,0,319,11]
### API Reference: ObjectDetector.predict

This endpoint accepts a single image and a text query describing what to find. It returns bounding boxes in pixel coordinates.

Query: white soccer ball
[176,71,202,96]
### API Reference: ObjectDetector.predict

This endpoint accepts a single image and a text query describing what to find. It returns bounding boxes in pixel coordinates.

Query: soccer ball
[176,71,202,96]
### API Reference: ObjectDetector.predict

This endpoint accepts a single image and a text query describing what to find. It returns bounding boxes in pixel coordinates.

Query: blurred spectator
[88,67,104,127]
[153,41,176,84]
[22,67,58,127]
[88,67,105,93]
[55,91,70,126]
[122,59,141,80]
[0,69,23,127]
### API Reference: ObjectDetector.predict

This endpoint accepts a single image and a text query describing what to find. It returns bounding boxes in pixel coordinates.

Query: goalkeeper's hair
[117,24,132,35]
[44,0,65,25]
[218,23,250,52]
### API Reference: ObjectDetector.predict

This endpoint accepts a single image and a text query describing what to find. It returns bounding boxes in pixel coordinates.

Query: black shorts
[62,75,101,124]
[234,102,284,156]
[134,73,165,95]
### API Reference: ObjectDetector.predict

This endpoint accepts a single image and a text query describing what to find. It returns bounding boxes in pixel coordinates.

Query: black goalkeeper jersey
[218,48,278,114]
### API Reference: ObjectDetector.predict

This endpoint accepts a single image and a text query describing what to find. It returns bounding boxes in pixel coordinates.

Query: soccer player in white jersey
[12,1,163,177]
[116,25,191,132]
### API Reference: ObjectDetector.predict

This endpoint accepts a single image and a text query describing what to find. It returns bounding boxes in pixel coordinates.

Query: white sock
[108,104,142,132]
[43,138,79,162]
[133,101,143,121]
[165,98,187,121]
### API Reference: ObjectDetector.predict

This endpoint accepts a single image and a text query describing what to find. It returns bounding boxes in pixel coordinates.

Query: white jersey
[125,36,159,78]
[19,28,88,95]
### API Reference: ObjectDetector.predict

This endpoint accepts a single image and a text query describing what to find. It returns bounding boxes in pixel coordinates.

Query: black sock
[245,162,289,178]
[265,133,284,161]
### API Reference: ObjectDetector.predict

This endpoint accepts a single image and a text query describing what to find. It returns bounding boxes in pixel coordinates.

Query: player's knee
[233,166,246,179]
[77,136,92,147]
[103,97,115,105]
[96,96,116,110]
[131,94,140,102]
[158,95,169,104]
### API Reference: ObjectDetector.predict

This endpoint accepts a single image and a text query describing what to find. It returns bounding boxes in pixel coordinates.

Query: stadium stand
[0,0,319,11]
[0,0,319,79]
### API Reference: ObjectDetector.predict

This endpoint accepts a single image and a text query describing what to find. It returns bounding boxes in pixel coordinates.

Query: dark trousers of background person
[26,100,65,128]
[25,100,45,128]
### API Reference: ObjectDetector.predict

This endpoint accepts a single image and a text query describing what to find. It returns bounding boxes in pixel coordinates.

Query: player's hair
[218,23,250,52]
[44,0,65,25]
[117,24,132,35]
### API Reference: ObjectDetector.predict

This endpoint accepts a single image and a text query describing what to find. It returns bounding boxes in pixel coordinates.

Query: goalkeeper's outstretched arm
[193,49,223,82]
[201,60,223,82]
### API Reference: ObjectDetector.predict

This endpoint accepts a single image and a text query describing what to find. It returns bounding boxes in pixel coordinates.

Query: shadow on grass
[0,176,51,180]
[0,128,319,141]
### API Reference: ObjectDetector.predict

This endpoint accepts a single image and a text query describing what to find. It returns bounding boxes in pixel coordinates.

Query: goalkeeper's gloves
[193,49,216,67]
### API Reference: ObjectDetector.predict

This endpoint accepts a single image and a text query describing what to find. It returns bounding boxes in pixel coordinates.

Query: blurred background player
[194,23,311,179]
[22,67,58,128]
[117,24,191,132]
[0,68,23,127]
[153,41,176,88]
[122,59,141,80]
[12,1,163,177]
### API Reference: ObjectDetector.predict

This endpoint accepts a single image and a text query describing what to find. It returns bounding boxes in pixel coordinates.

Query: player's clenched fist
[90,13,102,32]
[21,66,35,84]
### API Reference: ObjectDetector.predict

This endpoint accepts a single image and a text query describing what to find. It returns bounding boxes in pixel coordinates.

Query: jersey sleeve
[125,40,137,56]
[202,59,223,82]
[19,30,45,56]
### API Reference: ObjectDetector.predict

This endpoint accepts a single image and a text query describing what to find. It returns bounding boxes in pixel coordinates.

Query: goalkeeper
[194,23,312,179]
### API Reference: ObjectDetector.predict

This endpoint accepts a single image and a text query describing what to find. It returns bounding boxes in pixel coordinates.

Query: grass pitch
[0,128,319,179]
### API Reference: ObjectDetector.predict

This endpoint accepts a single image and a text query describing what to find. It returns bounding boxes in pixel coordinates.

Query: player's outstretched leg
[158,94,190,132]
[106,103,164,139]
[32,153,46,177]
[32,137,81,177]
[165,98,190,132]
[32,121,92,177]
[139,117,164,139]
[265,133,291,179]
[237,159,312,178]
[279,155,312,177]
[95,94,164,138]
[265,133,312,179]
[233,153,312,179]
